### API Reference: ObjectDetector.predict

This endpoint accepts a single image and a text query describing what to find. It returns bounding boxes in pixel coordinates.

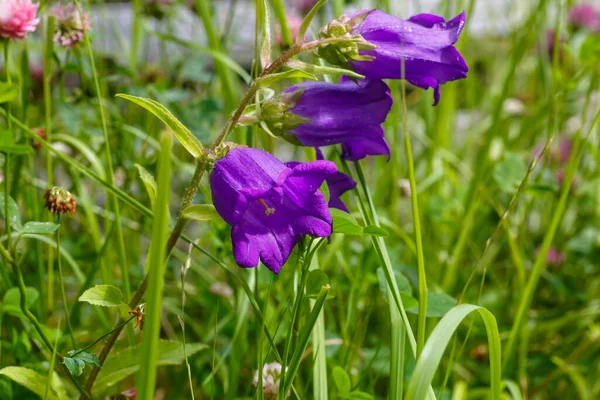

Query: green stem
[4,40,12,253]
[73,0,134,344]
[71,315,135,358]
[56,215,76,349]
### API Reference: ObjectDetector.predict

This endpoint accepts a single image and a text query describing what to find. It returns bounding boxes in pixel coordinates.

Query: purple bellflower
[261,78,393,160]
[210,147,337,274]
[317,10,468,105]
[286,149,357,213]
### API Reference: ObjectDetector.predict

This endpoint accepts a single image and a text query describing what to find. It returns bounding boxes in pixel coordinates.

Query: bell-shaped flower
[210,147,336,273]
[317,10,468,105]
[261,78,392,160]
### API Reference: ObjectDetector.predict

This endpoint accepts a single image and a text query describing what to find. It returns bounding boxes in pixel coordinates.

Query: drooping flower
[317,10,468,105]
[261,79,393,160]
[49,3,91,48]
[210,147,336,273]
[0,0,40,40]
[286,149,357,213]
[568,3,600,32]
[253,362,289,400]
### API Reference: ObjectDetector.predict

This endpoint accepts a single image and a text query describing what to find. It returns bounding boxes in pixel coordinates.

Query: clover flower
[44,186,76,215]
[253,362,288,399]
[261,79,392,161]
[210,148,336,273]
[569,3,600,32]
[49,3,91,48]
[317,10,468,105]
[0,0,40,40]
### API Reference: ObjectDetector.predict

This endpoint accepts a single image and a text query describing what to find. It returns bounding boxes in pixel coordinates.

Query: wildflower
[210,148,336,273]
[0,0,40,40]
[286,149,356,213]
[262,79,393,160]
[568,3,600,32]
[253,362,288,400]
[318,10,468,105]
[49,3,91,48]
[120,388,137,399]
[537,246,566,267]
[31,127,46,150]
[43,186,76,215]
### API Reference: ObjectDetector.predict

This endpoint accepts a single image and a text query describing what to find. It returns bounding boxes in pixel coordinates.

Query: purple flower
[263,79,392,160]
[286,149,357,213]
[349,10,468,105]
[210,147,336,273]
[569,3,600,32]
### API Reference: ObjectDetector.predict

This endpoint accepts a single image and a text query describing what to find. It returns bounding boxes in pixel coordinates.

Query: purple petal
[349,10,468,104]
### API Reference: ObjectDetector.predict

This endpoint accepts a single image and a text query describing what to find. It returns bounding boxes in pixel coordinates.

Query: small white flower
[253,362,289,400]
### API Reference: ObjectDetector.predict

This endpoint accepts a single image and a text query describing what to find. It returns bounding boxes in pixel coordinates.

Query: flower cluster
[43,186,77,215]
[569,3,600,32]
[0,0,40,40]
[210,9,468,274]
[253,362,288,399]
[49,3,91,48]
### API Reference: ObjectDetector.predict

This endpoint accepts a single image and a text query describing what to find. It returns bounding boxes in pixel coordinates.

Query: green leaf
[0,366,61,400]
[2,287,39,318]
[63,357,85,376]
[0,192,22,229]
[134,164,157,209]
[286,59,365,80]
[94,340,207,395]
[0,143,33,154]
[116,94,203,158]
[20,222,59,235]
[407,292,457,317]
[295,0,328,46]
[78,285,126,308]
[405,305,501,400]
[331,208,363,235]
[332,366,351,394]
[257,69,317,88]
[0,82,19,104]
[493,152,527,193]
[67,350,101,367]
[363,225,389,237]
[182,204,220,221]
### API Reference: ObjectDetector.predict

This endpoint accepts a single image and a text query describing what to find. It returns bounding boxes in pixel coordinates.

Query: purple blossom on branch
[262,79,393,160]
[349,10,469,105]
[210,148,336,273]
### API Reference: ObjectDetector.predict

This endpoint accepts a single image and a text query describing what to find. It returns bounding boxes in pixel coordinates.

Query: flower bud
[43,186,76,216]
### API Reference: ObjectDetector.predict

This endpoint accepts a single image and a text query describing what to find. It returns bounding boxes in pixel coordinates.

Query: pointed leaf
[0,366,61,400]
[63,357,85,376]
[134,164,157,208]
[331,208,363,235]
[116,94,203,158]
[295,0,328,45]
[182,204,220,221]
[363,225,389,237]
[78,285,126,308]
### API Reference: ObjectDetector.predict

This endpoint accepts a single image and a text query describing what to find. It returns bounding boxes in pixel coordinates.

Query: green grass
[1,0,599,399]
